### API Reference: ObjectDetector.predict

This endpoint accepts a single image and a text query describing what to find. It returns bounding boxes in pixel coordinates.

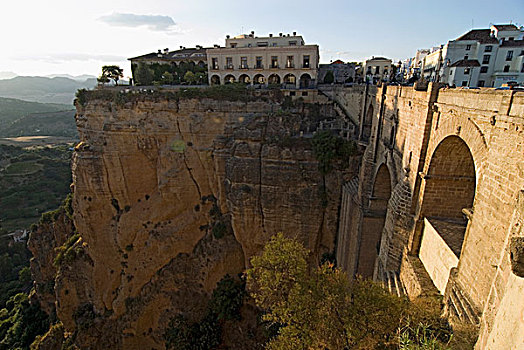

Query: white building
[206,31,319,88]
[421,24,524,87]
[363,57,392,84]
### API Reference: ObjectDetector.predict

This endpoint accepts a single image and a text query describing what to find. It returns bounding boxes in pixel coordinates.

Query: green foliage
[164,274,246,349]
[0,293,50,349]
[311,130,357,175]
[208,275,245,321]
[400,322,451,350]
[53,233,80,267]
[0,235,32,308]
[101,65,124,86]
[323,70,335,84]
[134,63,154,86]
[183,71,196,84]
[247,234,454,350]
[211,221,226,239]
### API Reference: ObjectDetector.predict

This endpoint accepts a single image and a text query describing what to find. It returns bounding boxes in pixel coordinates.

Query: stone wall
[335,84,524,349]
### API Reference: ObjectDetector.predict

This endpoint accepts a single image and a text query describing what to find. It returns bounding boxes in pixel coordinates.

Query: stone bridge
[323,84,524,349]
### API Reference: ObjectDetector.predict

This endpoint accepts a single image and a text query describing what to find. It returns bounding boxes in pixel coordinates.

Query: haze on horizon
[1,0,522,78]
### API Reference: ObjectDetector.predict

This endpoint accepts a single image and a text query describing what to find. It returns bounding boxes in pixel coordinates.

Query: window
[375,66,380,74]
[462,81,468,86]
[230,43,237,48]
[211,58,218,70]
[271,56,278,68]
[257,42,268,47]
[464,67,470,75]
[286,56,294,68]
[509,37,514,41]
[482,55,490,64]
[302,91,308,96]
[478,80,485,87]
[303,55,310,68]
[450,69,453,75]
[485,45,493,52]
[289,41,297,46]
[240,57,248,69]
[480,66,488,73]
[521,63,524,73]
[226,57,233,69]
[503,65,510,72]
[256,56,263,69]
[464,54,469,60]
[466,44,471,50]
[290,91,296,96]
[506,51,513,61]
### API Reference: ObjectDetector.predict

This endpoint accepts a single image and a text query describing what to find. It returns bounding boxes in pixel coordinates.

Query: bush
[208,274,245,321]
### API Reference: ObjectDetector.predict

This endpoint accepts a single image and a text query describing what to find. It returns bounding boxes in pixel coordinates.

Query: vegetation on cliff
[246,233,460,350]
[75,83,283,107]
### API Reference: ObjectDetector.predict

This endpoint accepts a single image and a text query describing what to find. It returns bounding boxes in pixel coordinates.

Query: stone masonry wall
[335,85,524,350]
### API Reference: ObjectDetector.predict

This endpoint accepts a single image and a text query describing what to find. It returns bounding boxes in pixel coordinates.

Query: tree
[96,74,110,86]
[135,63,153,86]
[101,65,124,86]
[323,70,335,84]
[247,233,454,350]
[183,71,196,85]
[161,71,174,85]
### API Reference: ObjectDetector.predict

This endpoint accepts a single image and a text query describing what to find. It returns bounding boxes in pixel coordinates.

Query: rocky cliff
[30,88,356,349]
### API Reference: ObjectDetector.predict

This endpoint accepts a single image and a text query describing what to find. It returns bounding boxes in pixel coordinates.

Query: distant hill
[0,110,77,138]
[45,74,97,81]
[0,76,97,104]
[0,71,17,80]
[0,97,70,127]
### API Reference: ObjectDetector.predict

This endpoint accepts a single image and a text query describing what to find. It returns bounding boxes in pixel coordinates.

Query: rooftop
[455,29,499,44]
[128,47,210,61]
[449,59,481,68]
[491,24,520,31]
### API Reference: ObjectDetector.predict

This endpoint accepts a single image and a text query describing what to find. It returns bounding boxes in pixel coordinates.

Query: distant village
[126,23,524,89]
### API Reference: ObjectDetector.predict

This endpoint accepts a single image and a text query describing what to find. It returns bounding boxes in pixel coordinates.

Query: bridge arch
[224,74,236,84]
[416,135,477,292]
[268,74,281,85]
[357,163,392,278]
[253,74,265,85]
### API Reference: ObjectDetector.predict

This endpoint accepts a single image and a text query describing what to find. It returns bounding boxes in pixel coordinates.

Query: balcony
[254,64,264,69]
[224,65,234,70]
[286,63,295,68]
[302,64,311,69]
[270,64,279,69]
[239,65,249,70]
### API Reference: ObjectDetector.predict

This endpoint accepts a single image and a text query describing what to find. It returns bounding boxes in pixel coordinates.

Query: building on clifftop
[206,31,319,88]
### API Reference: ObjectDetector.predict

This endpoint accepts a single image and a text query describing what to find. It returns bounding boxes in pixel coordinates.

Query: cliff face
[37,91,351,349]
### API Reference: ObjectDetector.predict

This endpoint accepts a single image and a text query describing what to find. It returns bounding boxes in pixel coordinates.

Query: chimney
[269,33,273,37]
[293,31,297,36]
[180,45,183,49]
[158,49,162,54]
[279,33,283,37]
[196,45,202,50]
[251,30,255,35]
[226,34,230,39]
[164,48,169,53]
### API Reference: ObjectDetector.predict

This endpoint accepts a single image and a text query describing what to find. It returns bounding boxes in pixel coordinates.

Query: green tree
[101,65,124,85]
[183,71,196,84]
[323,70,335,84]
[96,74,110,86]
[161,71,174,85]
[135,63,154,86]
[247,233,453,350]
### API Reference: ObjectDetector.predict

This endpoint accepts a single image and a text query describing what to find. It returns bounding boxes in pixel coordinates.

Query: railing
[239,65,249,69]
[254,64,264,69]
[302,64,311,69]
[224,65,234,70]
[286,64,295,68]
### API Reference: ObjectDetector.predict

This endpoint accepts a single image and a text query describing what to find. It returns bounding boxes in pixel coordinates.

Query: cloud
[17,53,128,64]
[98,13,180,32]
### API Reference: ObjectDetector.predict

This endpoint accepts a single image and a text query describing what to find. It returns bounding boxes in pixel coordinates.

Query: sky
[0,0,522,78]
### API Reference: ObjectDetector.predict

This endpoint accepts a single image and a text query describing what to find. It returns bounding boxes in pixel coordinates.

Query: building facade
[421,24,524,87]
[363,56,393,84]
[319,60,356,84]
[206,32,319,88]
